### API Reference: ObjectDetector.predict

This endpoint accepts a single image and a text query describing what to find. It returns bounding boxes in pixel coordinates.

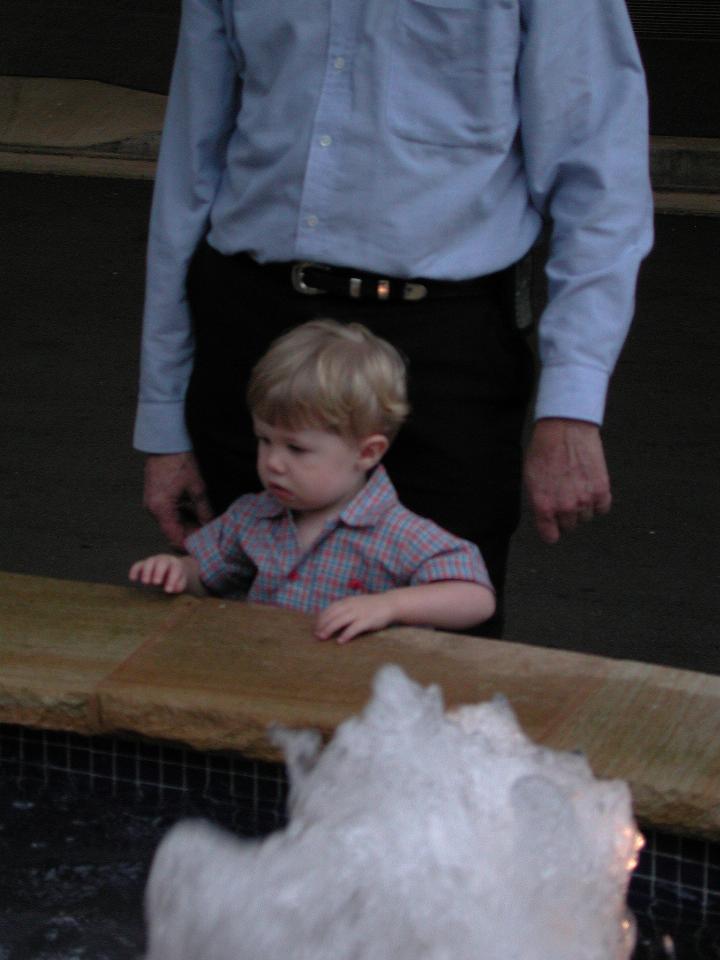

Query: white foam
[144,665,641,960]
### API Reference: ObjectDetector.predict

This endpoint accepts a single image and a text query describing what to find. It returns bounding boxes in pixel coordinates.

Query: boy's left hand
[315,594,396,645]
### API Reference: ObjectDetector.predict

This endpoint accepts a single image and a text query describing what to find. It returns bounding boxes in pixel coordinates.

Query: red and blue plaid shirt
[185,465,491,613]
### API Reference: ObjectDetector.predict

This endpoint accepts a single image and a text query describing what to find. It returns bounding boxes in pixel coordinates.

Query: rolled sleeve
[519,0,654,424]
[134,0,241,453]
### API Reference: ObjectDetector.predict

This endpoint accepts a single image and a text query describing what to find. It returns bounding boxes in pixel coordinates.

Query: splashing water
[144,665,641,960]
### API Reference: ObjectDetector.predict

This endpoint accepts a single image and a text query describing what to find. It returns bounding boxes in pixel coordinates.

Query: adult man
[134,0,653,634]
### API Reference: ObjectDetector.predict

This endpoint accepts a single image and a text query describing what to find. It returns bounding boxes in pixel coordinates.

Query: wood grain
[1,571,719,837]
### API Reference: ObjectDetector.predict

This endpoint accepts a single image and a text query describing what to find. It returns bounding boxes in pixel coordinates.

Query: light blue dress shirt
[134,0,654,453]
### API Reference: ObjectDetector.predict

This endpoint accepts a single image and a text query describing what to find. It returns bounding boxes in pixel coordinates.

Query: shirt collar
[253,463,398,526]
[338,464,399,528]
[254,490,288,519]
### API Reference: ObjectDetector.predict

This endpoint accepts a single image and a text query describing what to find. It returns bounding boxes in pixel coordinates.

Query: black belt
[238,253,506,302]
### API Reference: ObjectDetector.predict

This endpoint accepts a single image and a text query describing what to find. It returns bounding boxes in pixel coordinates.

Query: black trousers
[185,241,535,636]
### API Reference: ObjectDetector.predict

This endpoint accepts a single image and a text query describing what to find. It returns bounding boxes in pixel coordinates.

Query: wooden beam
[2,571,720,838]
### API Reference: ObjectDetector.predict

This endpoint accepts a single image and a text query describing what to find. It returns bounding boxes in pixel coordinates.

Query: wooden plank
[1,571,720,837]
[97,598,502,756]
[0,572,192,730]
[0,76,162,179]
[0,77,165,152]
[0,151,157,180]
[541,662,720,837]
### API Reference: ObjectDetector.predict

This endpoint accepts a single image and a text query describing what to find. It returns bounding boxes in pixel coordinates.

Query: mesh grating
[2,722,720,936]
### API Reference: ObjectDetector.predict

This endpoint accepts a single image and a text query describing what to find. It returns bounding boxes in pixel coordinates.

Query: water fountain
[144,664,642,960]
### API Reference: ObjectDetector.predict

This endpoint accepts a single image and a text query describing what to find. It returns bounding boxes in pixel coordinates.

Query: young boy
[130,320,495,643]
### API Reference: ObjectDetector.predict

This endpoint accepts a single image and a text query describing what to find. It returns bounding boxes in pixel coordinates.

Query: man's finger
[143,452,213,547]
[190,492,215,526]
[525,418,612,544]
[533,509,560,544]
[557,510,579,533]
[154,508,187,550]
[529,491,560,544]
[593,488,612,515]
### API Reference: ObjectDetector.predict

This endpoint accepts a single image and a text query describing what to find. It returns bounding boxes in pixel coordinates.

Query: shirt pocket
[386,0,519,149]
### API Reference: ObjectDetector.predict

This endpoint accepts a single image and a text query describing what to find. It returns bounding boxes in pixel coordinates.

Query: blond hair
[247,320,409,440]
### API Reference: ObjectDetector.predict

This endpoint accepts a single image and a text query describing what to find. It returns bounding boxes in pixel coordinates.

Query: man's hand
[523,418,611,544]
[143,452,215,550]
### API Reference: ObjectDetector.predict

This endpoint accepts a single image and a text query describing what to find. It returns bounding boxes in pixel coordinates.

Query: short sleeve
[381,510,494,591]
[410,537,493,591]
[184,497,257,597]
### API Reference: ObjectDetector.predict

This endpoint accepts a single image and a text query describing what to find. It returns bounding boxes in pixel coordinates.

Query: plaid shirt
[185,465,491,613]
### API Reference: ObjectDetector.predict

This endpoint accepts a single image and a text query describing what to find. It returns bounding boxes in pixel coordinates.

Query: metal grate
[2,723,720,938]
[0,722,288,835]
[631,828,720,925]
[626,0,720,41]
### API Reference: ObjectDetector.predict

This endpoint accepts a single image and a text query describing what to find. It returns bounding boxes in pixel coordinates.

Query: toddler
[130,320,495,642]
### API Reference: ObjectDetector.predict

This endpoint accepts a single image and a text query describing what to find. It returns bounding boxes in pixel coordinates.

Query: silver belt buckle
[291,261,328,295]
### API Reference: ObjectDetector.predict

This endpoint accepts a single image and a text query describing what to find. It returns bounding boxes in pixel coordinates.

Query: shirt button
[319,135,332,147]
[333,56,346,70]
[306,215,318,228]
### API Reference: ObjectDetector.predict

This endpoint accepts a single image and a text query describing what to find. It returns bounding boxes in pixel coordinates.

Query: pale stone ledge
[2,571,720,839]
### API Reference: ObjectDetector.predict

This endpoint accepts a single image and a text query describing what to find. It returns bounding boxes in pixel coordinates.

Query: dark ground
[0,776,280,960]
[1,170,718,673]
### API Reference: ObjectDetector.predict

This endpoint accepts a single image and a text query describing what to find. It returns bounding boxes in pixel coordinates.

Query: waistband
[224,249,508,302]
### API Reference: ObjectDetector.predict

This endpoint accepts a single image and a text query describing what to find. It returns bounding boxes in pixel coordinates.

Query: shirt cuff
[133,401,192,453]
[533,364,610,425]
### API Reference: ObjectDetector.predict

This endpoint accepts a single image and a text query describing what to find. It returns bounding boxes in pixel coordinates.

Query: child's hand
[315,594,396,645]
[129,554,189,594]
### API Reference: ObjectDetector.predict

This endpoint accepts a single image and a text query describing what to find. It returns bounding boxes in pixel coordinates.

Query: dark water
[0,777,283,959]
[0,777,717,960]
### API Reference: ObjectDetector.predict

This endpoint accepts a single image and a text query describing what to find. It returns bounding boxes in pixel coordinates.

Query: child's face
[253,417,372,517]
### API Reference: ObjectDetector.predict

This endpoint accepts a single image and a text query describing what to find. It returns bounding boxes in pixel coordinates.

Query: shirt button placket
[295,21,350,255]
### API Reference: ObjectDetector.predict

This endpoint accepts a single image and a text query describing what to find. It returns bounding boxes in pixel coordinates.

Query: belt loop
[402,282,427,301]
